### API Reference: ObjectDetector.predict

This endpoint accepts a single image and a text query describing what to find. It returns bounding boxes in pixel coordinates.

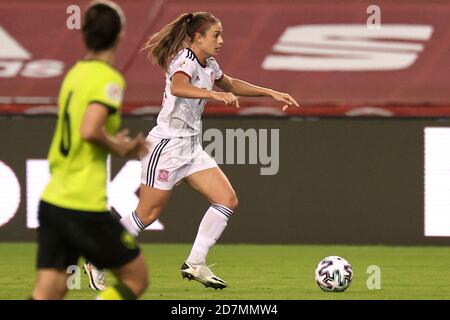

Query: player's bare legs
[121,167,237,289]
[120,185,172,235]
[32,269,69,300]
[108,253,149,298]
[185,167,238,210]
[136,185,172,226]
[92,253,148,300]
[181,167,238,289]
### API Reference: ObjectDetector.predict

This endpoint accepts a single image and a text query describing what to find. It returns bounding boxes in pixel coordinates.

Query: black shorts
[37,200,140,270]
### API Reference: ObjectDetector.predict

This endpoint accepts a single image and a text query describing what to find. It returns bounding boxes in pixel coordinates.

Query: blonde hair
[142,12,220,71]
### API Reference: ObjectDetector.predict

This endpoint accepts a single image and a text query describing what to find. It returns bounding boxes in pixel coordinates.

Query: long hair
[142,12,220,71]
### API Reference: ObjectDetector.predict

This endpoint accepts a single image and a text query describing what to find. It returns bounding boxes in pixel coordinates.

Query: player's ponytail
[142,12,220,71]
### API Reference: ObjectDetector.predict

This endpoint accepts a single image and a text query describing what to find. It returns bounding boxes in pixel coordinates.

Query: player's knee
[231,193,239,211]
[221,192,238,211]
[120,270,148,298]
[138,206,162,225]
[129,256,149,297]
[136,271,149,297]
[127,274,148,297]
[140,272,150,294]
[150,206,163,219]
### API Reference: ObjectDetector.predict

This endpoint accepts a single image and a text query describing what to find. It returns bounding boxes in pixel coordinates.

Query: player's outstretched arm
[215,74,300,111]
[171,73,240,108]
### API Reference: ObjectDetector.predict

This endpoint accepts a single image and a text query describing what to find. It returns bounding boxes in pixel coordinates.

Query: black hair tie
[186,13,194,24]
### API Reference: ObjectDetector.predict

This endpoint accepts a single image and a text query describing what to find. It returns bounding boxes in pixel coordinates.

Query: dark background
[1,116,450,245]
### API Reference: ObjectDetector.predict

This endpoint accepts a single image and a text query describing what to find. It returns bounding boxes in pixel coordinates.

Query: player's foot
[83,262,106,291]
[181,261,228,289]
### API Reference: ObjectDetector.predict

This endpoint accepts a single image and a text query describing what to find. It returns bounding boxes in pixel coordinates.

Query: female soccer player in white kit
[121,12,299,289]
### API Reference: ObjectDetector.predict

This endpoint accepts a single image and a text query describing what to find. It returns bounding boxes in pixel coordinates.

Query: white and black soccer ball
[315,256,353,292]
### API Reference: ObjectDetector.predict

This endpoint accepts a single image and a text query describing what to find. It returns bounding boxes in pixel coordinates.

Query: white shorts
[141,134,218,190]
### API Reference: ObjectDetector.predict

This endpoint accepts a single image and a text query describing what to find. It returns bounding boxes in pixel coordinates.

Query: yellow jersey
[42,60,125,212]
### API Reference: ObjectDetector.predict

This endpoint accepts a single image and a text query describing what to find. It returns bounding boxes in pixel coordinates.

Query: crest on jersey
[105,83,122,104]
[178,60,187,68]
[157,169,170,182]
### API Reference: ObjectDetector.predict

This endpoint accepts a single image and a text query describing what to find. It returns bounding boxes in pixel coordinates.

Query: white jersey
[150,48,224,139]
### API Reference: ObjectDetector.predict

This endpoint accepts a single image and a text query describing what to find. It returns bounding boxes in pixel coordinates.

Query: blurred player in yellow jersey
[31,1,149,300]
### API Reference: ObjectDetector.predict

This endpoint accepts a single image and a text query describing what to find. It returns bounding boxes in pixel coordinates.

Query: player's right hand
[211,91,240,108]
[115,130,149,159]
[128,132,149,160]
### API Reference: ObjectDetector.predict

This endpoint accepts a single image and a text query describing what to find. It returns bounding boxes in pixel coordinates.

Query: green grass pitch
[1,243,449,300]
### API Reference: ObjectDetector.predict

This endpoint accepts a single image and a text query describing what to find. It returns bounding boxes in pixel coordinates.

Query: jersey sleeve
[210,58,224,81]
[170,57,196,81]
[89,77,125,113]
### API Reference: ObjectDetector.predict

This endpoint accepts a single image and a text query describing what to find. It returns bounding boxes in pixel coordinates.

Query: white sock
[187,204,233,265]
[120,210,146,236]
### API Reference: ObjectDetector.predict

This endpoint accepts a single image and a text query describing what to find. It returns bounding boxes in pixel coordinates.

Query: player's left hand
[270,91,300,111]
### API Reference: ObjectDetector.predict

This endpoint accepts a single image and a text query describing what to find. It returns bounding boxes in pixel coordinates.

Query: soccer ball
[315,256,353,292]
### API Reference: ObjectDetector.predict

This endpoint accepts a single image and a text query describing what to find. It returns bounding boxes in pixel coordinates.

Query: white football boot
[181,261,228,289]
[83,262,106,291]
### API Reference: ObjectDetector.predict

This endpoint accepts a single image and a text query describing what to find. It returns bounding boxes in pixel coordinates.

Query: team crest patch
[158,169,170,182]
[121,231,137,249]
[105,83,122,104]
